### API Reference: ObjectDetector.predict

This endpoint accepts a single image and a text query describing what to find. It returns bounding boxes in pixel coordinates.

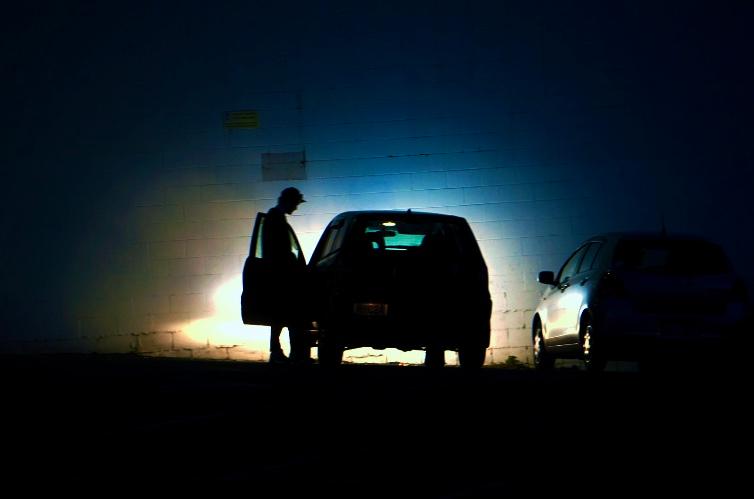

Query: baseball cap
[280,186,306,203]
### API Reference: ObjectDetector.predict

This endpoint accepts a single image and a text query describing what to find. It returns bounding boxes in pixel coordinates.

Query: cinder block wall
[55,58,658,364]
[11,3,743,363]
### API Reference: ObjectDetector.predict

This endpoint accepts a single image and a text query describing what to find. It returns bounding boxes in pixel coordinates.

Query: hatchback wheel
[458,344,486,369]
[318,335,343,368]
[581,317,606,372]
[425,347,445,368]
[533,322,554,370]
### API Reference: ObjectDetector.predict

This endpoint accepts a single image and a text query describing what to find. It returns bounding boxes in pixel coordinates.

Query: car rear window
[612,239,730,275]
[356,218,460,255]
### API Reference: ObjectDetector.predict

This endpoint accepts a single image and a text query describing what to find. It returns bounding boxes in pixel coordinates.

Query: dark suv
[243,210,492,368]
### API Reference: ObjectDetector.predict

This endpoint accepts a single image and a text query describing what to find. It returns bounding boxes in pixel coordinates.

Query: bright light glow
[180,275,458,365]
[382,221,396,227]
[343,348,457,366]
[182,275,281,354]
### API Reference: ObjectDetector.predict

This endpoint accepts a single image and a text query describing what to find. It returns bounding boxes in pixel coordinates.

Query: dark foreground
[2,354,750,495]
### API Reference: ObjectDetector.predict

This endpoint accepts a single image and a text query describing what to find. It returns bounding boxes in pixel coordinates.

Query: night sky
[2,0,753,345]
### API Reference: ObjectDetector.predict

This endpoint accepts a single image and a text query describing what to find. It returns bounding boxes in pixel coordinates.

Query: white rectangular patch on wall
[261,151,307,181]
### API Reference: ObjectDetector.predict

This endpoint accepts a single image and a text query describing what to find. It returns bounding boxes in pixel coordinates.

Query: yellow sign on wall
[223,110,259,129]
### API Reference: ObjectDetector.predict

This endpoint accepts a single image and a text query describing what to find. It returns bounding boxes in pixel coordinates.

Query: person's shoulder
[266,206,286,222]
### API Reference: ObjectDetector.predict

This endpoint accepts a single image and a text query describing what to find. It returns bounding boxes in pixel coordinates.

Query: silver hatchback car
[532,232,748,371]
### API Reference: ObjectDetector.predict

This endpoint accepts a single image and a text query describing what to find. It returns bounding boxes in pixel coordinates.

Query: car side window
[558,245,589,283]
[578,242,603,273]
[319,221,345,260]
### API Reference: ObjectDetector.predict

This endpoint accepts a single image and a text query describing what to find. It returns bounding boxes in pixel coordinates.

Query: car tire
[424,347,445,368]
[580,315,607,372]
[318,335,343,368]
[458,343,486,369]
[533,321,554,371]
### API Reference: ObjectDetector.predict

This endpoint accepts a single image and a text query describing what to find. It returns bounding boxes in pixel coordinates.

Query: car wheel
[318,335,343,368]
[580,316,606,372]
[533,321,554,370]
[424,347,445,368]
[458,344,486,369]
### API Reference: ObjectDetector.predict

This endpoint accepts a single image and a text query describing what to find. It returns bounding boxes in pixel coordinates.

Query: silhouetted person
[263,187,311,364]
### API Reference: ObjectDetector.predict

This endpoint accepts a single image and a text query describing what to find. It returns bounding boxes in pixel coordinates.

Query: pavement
[2,353,750,496]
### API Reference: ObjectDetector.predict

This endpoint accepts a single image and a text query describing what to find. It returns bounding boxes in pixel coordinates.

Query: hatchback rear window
[357,218,460,255]
[612,239,730,275]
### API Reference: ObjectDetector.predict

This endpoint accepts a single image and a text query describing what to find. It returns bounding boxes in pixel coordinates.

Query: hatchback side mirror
[538,271,556,286]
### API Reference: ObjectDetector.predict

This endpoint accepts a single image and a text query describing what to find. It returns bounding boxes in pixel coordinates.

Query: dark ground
[2,354,749,496]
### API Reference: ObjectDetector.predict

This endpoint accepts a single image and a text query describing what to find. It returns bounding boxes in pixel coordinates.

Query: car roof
[330,210,466,222]
[583,231,719,244]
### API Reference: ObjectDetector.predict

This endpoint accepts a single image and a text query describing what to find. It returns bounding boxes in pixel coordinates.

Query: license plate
[353,303,389,317]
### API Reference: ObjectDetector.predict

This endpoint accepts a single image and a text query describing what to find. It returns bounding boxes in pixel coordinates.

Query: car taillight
[731,279,748,302]
[600,271,626,297]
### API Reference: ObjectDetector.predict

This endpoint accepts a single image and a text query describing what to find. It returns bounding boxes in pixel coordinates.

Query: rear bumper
[317,301,491,351]
[322,316,472,350]
[596,307,745,359]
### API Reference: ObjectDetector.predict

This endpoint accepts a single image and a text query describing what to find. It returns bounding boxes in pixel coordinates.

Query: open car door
[241,212,273,325]
[241,212,307,325]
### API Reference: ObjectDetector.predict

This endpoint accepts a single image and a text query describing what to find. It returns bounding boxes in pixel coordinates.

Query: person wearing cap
[262,187,311,364]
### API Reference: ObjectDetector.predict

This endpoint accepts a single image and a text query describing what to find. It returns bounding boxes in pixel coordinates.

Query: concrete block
[349,174,411,195]
[498,183,535,202]
[522,236,562,256]
[506,289,539,311]
[150,312,192,333]
[136,184,165,207]
[507,326,533,349]
[425,188,464,208]
[204,219,252,239]
[165,167,215,186]
[463,186,499,205]
[95,334,137,353]
[133,204,184,225]
[393,190,428,209]
[184,202,214,222]
[345,192,396,211]
[165,257,206,277]
[165,185,202,205]
[186,346,237,360]
[410,172,447,191]
[215,165,257,184]
[206,255,242,275]
[535,180,579,201]
[482,167,523,186]
[169,293,208,314]
[200,184,244,202]
[446,169,485,188]
[204,237,249,257]
[132,330,176,353]
[488,345,532,365]
[149,241,186,260]
[142,221,201,242]
[209,200,256,220]
[452,204,497,223]
[76,315,117,339]
[130,294,171,316]
[172,330,206,350]
[181,274,226,295]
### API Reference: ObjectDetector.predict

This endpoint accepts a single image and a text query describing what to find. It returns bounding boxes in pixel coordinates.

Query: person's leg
[269,323,288,363]
[289,324,311,364]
